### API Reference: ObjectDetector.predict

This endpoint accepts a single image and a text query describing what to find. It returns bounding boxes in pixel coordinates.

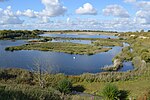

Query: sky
[0,0,150,31]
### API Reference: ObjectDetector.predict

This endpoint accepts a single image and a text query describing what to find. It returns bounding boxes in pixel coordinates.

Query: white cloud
[1,16,24,24]
[103,5,130,18]
[135,10,150,24]
[3,6,14,16]
[0,6,24,25]
[8,0,67,25]
[16,0,67,18]
[41,0,67,17]
[68,18,149,31]
[40,16,50,23]
[15,0,67,23]
[136,1,150,10]
[66,17,70,23]
[1,17,150,31]
[17,9,38,18]
[124,0,136,3]
[75,3,97,15]
[1,1,150,31]
[135,1,150,24]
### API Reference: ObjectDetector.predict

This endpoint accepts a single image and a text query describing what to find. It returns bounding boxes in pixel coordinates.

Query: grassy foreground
[74,73,150,99]
[0,65,150,100]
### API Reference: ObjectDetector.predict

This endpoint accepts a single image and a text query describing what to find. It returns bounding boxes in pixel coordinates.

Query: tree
[32,58,57,88]
[102,83,121,100]
[33,59,45,88]
[140,29,144,33]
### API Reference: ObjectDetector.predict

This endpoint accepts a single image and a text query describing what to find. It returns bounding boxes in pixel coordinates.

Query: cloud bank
[103,5,130,18]
[0,0,150,31]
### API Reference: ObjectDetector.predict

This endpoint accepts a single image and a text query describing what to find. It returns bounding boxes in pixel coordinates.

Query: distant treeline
[0,30,43,39]
[43,30,118,33]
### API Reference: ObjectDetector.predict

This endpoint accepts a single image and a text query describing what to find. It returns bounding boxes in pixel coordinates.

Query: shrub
[57,79,72,94]
[0,70,16,80]
[141,52,150,63]
[132,56,142,68]
[102,83,121,100]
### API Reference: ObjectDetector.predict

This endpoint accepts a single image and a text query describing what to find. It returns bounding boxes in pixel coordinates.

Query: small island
[5,42,111,55]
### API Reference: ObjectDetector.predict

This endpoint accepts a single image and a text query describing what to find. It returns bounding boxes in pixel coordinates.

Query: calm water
[119,61,134,71]
[0,39,133,75]
[51,39,92,44]
[40,33,118,39]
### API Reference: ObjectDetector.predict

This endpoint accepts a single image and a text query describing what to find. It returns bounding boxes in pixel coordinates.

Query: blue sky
[0,0,150,31]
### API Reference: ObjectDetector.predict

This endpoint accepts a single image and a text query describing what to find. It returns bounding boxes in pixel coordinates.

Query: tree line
[0,30,43,39]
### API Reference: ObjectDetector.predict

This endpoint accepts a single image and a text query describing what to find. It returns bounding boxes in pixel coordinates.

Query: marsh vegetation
[5,42,111,55]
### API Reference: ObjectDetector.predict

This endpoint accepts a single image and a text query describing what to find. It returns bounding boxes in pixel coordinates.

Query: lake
[0,34,133,75]
[51,39,92,44]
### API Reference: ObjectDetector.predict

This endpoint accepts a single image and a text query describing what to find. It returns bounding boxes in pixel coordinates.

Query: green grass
[0,62,150,99]
[74,74,150,99]
[5,42,111,55]
[0,83,61,100]
[92,39,123,47]
[115,32,150,63]
[42,36,121,41]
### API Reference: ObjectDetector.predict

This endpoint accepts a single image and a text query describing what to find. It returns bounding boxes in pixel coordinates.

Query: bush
[57,79,72,94]
[141,52,150,63]
[102,83,121,100]
[0,85,61,100]
[0,70,16,80]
